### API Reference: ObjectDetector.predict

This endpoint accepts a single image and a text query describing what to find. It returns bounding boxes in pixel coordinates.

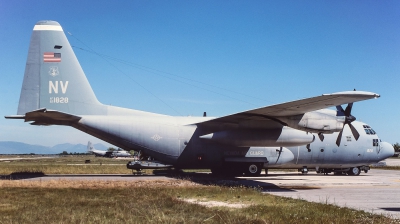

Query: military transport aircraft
[5,21,394,176]
[87,141,131,158]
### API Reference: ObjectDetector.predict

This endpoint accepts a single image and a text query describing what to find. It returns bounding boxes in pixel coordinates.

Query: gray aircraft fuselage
[74,109,393,170]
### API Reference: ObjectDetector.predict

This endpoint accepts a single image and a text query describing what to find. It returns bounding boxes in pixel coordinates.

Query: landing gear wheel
[245,163,262,176]
[347,167,361,176]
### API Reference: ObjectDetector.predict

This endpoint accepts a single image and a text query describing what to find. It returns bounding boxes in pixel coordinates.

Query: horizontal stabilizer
[6,108,81,126]
[4,115,25,119]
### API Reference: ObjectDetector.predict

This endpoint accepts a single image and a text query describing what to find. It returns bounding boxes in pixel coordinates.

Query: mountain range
[0,141,108,154]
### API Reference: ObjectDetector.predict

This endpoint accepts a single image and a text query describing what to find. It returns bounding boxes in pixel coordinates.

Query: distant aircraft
[87,141,109,157]
[5,21,394,176]
[87,141,131,158]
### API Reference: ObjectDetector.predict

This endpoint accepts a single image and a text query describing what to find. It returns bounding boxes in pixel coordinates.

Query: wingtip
[5,115,25,119]
[323,91,380,98]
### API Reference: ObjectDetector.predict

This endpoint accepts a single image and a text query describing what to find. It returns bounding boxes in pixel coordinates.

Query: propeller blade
[344,103,353,116]
[318,133,324,141]
[336,129,343,147]
[348,123,360,141]
[336,105,345,116]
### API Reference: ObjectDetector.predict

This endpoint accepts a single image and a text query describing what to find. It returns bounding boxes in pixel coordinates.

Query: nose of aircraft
[380,141,395,159]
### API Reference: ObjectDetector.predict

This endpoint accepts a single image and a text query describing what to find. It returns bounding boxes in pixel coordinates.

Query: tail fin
[87,141,94,152]
[17,20,105,115]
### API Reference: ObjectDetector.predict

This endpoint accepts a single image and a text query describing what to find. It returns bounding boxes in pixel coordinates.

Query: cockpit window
[364,127,376,135]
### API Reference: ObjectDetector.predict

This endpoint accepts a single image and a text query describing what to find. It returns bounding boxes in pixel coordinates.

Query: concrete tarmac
[3,168,400,219]
[238,169,400,219]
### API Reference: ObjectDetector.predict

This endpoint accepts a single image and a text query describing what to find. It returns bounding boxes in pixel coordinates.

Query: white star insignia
[151,134,162,141]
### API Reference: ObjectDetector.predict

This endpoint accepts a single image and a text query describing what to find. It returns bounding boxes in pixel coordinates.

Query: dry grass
[0,179,397,223]
[0,179,197,189]
[0,156,399,223]
[0,164,134,175]
[0,155,134,175]
[372,166,400,171]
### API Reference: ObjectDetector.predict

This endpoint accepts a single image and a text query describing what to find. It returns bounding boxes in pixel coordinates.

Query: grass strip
[0,179,396,223]
[372,166,400,171]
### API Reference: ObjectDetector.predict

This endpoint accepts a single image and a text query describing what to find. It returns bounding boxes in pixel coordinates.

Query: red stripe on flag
[44,58,61,62]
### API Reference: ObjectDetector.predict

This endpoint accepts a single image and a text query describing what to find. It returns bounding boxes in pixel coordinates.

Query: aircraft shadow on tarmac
[0,171,45,180]
[0,172,140,180]
[158,170,312,192]
[379,207,400,212]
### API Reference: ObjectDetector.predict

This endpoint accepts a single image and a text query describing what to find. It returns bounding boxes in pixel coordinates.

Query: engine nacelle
[279,109,345,134]
[199,126,314,147]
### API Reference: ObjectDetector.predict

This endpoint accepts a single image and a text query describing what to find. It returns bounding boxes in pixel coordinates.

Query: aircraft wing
[196,91,379,128]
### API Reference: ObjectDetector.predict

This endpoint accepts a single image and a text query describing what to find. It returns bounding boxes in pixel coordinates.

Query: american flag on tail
[43,52,61,62]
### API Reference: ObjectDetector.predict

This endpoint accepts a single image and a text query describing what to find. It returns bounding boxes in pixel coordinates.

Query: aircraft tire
[244,163,262,176]
[347,167,361,176]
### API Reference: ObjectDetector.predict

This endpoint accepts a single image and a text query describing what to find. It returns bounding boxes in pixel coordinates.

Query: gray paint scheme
[6,21,394,175]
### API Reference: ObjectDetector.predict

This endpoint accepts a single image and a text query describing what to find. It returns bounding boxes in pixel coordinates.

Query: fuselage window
[373,139,379,146]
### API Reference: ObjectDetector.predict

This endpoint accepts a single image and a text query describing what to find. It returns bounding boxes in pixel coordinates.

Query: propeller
[318,133,324,141]
[335,103,360,146]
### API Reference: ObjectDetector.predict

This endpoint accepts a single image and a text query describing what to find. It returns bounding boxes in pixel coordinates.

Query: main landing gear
[347,167,361,176]
[313,166,370,176]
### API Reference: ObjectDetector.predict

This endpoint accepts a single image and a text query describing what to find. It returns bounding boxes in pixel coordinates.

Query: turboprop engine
[279,103,361,146]
[279,109,345,134]
[199,126,314,147]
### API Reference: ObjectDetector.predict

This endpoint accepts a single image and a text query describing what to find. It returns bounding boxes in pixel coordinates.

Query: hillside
[0,141,108,154]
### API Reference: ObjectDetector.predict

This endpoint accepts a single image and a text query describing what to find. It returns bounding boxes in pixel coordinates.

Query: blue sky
[0,1,399,147]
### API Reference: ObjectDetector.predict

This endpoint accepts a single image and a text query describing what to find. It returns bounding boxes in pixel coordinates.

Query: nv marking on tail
[49,81,69,94]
